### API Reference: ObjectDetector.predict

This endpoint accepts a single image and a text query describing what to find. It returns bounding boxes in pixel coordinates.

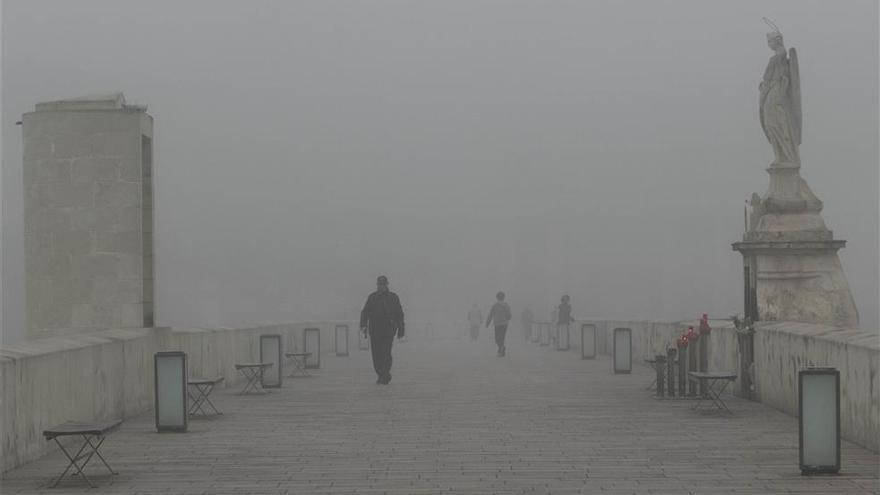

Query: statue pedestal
[733,239,858,328]
[733,165,859,328]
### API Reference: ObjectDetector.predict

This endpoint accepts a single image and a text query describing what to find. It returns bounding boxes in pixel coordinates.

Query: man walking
[360,275,405,384]
[556,295,573,346]
[485,291,511,357]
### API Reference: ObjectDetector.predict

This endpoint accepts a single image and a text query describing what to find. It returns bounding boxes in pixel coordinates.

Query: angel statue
[759,18,801,166]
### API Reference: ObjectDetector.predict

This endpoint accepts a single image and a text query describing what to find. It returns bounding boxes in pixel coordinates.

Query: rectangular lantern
[304,327,321,369]
[335,325,349,357]
[358,328,370,350]
[581,324,597,359]
[540,323,551,346]
[799,368,840,474]
[556,324,570,351]
[613,327,632,374]
[259,334,283,388]
[154,351,187,432]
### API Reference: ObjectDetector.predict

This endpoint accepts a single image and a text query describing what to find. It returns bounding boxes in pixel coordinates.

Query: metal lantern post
[612,327,632,374]
[335,324,349,357]
[259,334,283,388]
[304,327,321,369]
[580,324,597,359]
[154,351,187,432]
[556,324,570,351]
[799,367,840,475]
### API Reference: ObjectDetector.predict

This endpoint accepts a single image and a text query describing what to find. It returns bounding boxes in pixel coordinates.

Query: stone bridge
[0,319,877,494]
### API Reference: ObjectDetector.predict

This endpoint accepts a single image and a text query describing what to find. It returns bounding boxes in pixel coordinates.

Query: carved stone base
[733,239,859,328]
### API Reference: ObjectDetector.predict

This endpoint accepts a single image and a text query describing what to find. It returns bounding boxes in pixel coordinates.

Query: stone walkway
[2,337,878,494]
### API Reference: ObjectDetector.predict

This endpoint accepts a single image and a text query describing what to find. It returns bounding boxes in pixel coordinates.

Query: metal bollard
[677,344,687,396]
[687,342,698,397]
[666,347,677,397]
[654,354,666,397]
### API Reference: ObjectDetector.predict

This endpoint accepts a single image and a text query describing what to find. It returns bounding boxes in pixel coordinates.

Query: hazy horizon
[2,0,877,342]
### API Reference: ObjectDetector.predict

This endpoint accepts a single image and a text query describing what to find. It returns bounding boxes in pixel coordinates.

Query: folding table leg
[51,437,94,488]
[50,434,116,488]
[83,436,117,475]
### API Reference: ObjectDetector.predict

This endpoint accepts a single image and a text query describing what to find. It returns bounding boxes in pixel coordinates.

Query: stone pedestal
[733,164,858,328]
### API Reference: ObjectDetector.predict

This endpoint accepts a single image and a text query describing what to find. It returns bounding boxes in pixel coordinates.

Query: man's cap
[377,275,389,285]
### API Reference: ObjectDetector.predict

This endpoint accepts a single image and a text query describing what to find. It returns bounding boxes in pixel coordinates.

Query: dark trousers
[494,324,508,349]
[370,333,394,378]
[469,324,479,341]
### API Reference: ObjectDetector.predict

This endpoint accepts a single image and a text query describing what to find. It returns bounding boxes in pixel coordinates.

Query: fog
[2,0,877,342]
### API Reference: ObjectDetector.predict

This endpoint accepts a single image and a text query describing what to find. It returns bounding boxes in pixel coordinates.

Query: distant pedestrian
[556,295,573,342]
[485,291,512,357]
[360,275,405,384]
[467,304,482,341]
[520,308,534,341]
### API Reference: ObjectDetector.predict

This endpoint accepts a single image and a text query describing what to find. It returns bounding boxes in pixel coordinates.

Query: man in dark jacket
[485,291,511,357]
[360,275,405,384]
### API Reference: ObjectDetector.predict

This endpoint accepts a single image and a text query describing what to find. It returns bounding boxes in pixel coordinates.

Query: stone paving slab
[1,337,877,494]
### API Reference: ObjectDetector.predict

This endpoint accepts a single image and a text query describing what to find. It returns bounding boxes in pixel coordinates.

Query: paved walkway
[2,337,878,494]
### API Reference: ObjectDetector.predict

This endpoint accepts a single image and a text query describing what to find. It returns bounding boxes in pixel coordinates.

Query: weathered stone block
[33,298,72,329]
[52,133,92,158]
[119,303,144,327]
[50,277,91,306]
[88,132,138,158]
[91,277,141,305]
[119,156,142,181]
[71,157,119,183]
[53,230,92,256]
[96,231,141,255]
[94,181,140,211]
[22,133,52,161]
[117,205,141,232]
[71,253,120,279]
[24,182,52,218]
[117,254,143,279]
[26,159,72,184]
[49,182,94,208]
[27,207,71,235]
[71,302,115,328]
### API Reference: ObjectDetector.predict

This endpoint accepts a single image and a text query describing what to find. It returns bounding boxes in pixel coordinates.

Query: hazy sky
[2,0,877,342]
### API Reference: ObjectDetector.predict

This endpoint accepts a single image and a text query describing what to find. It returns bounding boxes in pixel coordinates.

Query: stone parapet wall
[751,322,879,453]
[0,322,356,473]
[577,318,878,452]
[1,318,876,473]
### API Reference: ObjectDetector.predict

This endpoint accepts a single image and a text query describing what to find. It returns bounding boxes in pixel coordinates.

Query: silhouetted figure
[486,291,511,357]
[556,295,573,340]
[467,304,482,342]
[360,275,405,384]
[520,308,534,341]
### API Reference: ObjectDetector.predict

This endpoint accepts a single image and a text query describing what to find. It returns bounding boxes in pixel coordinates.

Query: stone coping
[757,321,880,350]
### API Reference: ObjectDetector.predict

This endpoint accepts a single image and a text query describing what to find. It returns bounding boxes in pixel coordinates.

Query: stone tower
[23,93,154,338]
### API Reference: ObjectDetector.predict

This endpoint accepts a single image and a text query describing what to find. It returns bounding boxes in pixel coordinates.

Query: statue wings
[789,47,801,144]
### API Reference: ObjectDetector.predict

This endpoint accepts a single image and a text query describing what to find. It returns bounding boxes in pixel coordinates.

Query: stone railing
[0,322,357,473]
[1,318,876,473]
[573,318,878,452]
